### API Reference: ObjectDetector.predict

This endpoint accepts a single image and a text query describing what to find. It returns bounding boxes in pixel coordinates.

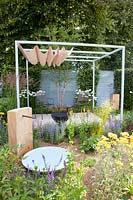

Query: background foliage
[0,0,132,68]
[77,62,99,91]
[114,68,133,110]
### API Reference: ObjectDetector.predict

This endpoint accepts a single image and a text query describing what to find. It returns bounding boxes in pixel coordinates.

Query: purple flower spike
[48,170,54,184]
[55,154,63,168]
[64,160,66,168]
[42,154,45,161]
[32,160,35,164]
[42,154,48,169]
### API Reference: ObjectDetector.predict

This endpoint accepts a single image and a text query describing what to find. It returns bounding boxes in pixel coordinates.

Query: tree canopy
[0,0,132,69]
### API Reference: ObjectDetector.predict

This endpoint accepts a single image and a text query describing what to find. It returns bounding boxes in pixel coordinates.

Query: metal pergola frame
[15,40,125,122]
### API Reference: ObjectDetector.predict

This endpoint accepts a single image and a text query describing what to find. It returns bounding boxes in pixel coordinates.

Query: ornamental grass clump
[90,132,133,200]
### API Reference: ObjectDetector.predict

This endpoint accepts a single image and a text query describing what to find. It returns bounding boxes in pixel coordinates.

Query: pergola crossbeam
[24,48,110,55]
[16,40,124,49]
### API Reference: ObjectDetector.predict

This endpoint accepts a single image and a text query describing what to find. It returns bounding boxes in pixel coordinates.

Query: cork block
[7,107,33,157]
[111,94,120,110]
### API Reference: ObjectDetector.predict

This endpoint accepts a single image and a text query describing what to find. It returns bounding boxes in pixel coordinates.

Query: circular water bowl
[22,146,68,172]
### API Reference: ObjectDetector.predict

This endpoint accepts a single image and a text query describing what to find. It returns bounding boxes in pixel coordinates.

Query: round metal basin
[51,112,68,123]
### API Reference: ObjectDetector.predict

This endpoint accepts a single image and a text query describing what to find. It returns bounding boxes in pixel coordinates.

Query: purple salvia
[48,170,54,184]
[55,154,63,168]
[42,154,48,169]
[64,160,66,168]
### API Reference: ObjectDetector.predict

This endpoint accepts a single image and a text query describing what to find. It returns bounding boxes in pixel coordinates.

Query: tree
[0,0,132,70]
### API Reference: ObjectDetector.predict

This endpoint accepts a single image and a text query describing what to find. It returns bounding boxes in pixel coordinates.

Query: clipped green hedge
[77,63,99,90]
[114,68,133,110]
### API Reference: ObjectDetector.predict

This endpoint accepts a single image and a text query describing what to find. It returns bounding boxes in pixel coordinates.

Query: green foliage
[0,97,16,114]
[0,113,8,145]
[0,145,86,200]
[94,102,113,124]
[28,65,42,92]
[42,122,66,144]
[1,0,132,70]
[66,120,102,152]
[0,145,49,199]
[80,135,100,152]
[82,157,96,168]
[78,122,90,142]
[0,85,16,114]
[66,122,75,144]
[33,128,40,148]
[122,111,133,134]
[77,64,99,91]
[114,68,133,110]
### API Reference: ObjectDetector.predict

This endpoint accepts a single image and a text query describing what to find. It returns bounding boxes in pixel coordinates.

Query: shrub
[122,111,133,134]
[80,135,100,153]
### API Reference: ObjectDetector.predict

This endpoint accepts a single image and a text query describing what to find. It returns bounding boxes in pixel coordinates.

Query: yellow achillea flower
[0,112,4,115]
[130,136,133,145]
[119,137,128,144]
[120,132,129,138]
[115,160,123,167]
[96,139,111,151]
[104,143,111,149]
[130,163,133,167]
[110,140,117,146]
[108,132,118,140]
[101,136,109,141]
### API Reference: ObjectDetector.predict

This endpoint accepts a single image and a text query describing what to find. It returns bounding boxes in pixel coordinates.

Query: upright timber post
[7,107,33,156]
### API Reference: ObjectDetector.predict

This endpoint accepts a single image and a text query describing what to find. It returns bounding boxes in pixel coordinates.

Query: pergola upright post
[120,47,125,123]
[15,41,20,108]
[92,61,95,110]
[26,60,30,107]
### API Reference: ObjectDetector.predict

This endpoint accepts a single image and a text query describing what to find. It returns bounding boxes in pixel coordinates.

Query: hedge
[77,63,99,90]
[114,68,133,110]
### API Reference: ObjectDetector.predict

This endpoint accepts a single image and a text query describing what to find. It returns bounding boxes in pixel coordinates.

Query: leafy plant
[82,157,96,168]
[66,121,75,144]
[33,128,40,148]
[80,135,100,153]
[0,112,8,145]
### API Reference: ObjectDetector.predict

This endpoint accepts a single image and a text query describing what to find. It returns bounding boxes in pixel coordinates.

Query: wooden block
[111,94,120,110]
[7,107,33,157]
